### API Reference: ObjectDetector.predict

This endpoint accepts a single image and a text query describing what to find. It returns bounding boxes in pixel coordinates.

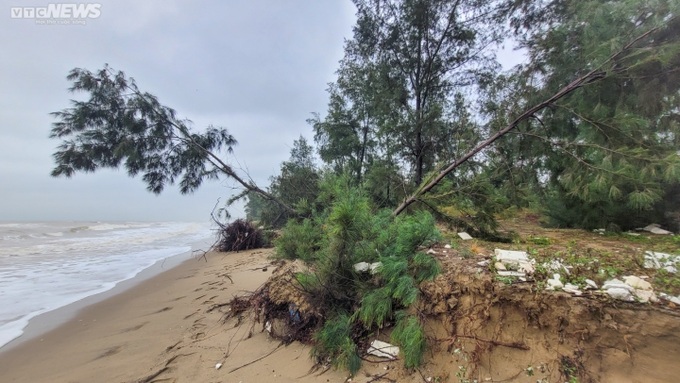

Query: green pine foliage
[275,218,322,262]
[280,176,440,374]
[499,0,680,229]
[355,287,393,328]
[391,312,427,369]
[311,313,362,375]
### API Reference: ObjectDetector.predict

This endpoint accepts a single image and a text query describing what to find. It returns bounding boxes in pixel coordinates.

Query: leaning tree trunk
[392,24,662,216]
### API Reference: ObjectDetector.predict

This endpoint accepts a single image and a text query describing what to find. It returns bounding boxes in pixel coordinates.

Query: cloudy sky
[1,1,357,222]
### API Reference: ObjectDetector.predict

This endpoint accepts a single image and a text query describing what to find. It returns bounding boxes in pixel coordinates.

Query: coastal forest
[48,0,680,381]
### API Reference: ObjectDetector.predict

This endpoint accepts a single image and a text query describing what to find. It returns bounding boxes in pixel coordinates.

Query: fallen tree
[393,23,671,216]
[49,65,296,216]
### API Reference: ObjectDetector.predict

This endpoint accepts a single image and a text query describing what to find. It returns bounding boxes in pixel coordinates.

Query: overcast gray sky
[0,1,356,222]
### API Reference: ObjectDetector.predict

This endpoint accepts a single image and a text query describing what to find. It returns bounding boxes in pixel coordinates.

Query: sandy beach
[0,249,348,383]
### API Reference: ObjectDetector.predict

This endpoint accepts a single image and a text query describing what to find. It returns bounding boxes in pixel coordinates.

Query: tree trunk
[393,69,608,216]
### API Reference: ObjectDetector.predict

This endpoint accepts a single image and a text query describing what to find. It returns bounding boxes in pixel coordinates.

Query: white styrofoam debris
[659,293,680,305]
[602,279,634,292]
[444,244,452,249]
[494,249,529,262]
[215,363,223,370]
[458,232,473,240]
[546,274,563,291]
[427,249,436,254]
[562,283,583,296]
[494,249,534,275]
[354,262,382,274]
[497,271,526,277]
[494,261,507,271]
[585,279,598,290]
[543,259,571,275]
[650,227,673,235]
[642,224,673,235]
[623,276,652,291]
[367,340,400,360]
[606,288,635,301]
[634,289,658,303]
[643,251,679,273]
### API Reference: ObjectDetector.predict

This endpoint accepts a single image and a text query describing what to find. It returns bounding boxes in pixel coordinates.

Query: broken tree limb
[392,23,666,217]
[392,69,605,216]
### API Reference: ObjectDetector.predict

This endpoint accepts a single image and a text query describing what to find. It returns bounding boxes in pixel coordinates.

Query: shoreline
[0,240,208,353]
[0,249,348,382]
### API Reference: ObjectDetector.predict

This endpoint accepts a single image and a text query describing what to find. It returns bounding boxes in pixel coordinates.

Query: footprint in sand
[153,306,173,314]
[120,321,148,333]
[93,345,123,360]
[164,340,183,353]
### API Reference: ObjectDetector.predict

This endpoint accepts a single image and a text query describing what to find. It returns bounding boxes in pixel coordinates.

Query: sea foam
[0,221,212,349]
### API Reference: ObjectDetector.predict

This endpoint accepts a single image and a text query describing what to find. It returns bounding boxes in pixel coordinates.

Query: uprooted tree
[48,0,680,376]
[49,65,295,216]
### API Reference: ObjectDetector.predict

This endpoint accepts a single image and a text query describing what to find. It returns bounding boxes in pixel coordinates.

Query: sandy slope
[0,249,348,383]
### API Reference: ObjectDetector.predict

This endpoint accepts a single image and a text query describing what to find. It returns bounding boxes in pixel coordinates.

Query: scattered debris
[367,340,399,360]
[641,224,673,235]
[476,260,490,267]
[494,249,535,274]
[659,293,680,305]
[585,279,598,290]
[497,271,526,277]
[427,249,436,255]
[562,283,583,296]
[354,262,382,274]
[288,303,301,323]
[625,232,641,237]
[602,277,658,303]
[494,261,506,271]
[546,274,564,291]
[623,276,652,291]
[444,244,452,249]
[593,228,606,235]
[543,259,572,275]
[458,232,473,240]
[215,363,223,370]
[607,287,635,302]
[643,251,679,273]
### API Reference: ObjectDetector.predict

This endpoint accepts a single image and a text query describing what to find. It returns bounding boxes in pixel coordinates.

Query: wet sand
[0,249,348,382]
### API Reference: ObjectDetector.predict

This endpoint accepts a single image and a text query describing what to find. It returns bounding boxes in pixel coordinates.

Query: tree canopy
[51,0,680,232]
[50,65,295,214]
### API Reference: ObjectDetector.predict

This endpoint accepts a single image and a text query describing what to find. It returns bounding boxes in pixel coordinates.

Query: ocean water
[0,221,213,349]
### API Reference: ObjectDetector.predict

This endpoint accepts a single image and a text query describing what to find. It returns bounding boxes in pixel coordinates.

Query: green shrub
[281,178,441,374]
[275,218,322,262]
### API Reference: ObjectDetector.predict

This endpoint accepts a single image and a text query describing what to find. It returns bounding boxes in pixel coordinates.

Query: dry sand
[0,249,348,383]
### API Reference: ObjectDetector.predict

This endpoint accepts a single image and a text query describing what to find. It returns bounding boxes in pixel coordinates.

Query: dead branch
[227,343,284,373]
[450,334,530,350]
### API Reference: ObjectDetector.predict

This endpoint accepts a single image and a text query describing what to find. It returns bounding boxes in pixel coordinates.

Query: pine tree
[497,0,680,228]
